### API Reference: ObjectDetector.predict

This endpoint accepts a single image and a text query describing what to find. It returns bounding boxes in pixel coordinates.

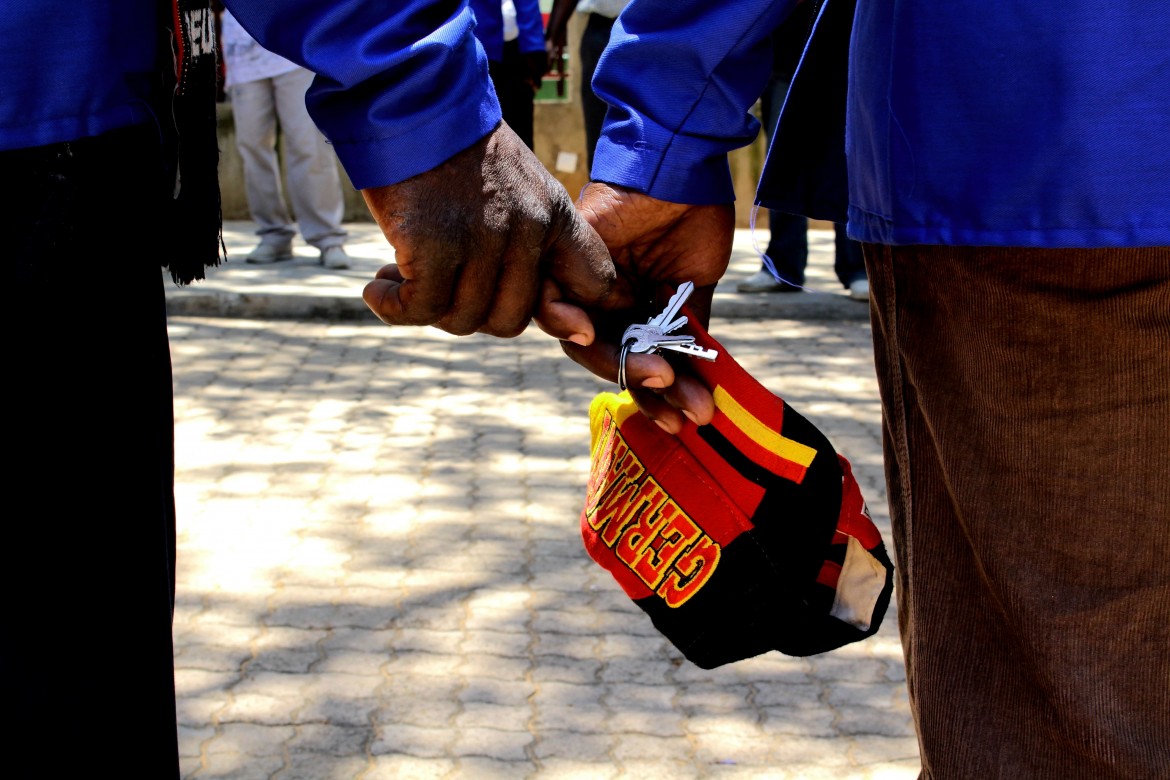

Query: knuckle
[434,314,478,337]
[482,319,528,339]
[391,308,443,327]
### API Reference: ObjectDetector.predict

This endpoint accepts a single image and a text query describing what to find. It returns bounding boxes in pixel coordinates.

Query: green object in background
[536,53,570,104]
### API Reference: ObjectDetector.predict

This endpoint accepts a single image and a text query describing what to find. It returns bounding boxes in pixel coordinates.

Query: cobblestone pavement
[170,309,919,779]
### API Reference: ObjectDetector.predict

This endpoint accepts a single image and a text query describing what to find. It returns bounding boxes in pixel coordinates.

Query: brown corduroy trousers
[864,245,1170,779]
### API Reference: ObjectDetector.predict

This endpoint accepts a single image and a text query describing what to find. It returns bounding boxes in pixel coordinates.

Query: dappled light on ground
[170,316,917,779]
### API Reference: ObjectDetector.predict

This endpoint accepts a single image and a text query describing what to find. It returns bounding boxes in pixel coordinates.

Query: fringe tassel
[162,0,225,285]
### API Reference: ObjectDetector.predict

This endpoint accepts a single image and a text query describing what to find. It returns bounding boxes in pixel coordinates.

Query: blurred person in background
[736,0,868,300]
[470,0,549,150]
[218,5,351,268]
[544,0,631,170]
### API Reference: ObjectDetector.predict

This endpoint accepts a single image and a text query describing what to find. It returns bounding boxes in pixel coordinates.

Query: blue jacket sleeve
[590,0,798,205]
[468,0,544,59]
[467,0,504,61]
[514,0,546,55]
[223,0,501,190]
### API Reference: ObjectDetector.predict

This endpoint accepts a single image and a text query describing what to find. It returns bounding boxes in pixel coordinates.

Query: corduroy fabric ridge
[865,244,1170,779]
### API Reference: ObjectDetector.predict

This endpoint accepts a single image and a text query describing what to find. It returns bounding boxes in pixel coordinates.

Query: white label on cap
[830,536,887,631]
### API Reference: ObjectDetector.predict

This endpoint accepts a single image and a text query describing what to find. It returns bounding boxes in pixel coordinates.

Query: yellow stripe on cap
[713,385,817,468]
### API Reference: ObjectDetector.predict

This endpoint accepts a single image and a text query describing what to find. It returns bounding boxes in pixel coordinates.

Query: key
[648,281,695,331]
[656,341,720,361]
[615,281,716,393]
[656,314,688,336]
[622,324,696,354]
[621,281,696,352]
[621,323,656,353]
[618,333,717,391]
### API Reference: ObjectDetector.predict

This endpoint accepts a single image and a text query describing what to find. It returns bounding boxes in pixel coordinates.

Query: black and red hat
[581,314,893,669]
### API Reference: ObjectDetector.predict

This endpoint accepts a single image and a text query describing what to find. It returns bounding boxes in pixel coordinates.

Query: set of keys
[617,281,719,391]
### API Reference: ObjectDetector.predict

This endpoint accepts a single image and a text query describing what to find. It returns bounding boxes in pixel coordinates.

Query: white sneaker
[737,269,801,293]
[245,242,294,264]
[848,278,870,301]
[320,245,350,270]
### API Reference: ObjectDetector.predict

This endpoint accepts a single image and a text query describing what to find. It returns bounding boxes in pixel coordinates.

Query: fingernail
[654,419,673,433]
[641,377,666,389]
[567,333,590,346]
[682,410,700,425]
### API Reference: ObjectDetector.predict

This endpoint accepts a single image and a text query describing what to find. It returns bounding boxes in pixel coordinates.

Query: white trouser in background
[228,67,347,250]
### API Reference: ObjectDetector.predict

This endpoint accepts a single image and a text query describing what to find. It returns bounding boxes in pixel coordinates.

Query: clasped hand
[360,122,732,434]
[560,182,733,433]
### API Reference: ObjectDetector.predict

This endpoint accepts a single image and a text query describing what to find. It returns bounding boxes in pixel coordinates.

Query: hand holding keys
[617,282,718,391]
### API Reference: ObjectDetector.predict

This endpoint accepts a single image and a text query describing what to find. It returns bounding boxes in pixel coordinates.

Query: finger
[372,263,404,283]
[435,218,543,338]
[362,278,407,326]
[533,279,593,345]
[363,260,457,327]
[661,372,717,425]
[545,208,618,309]
[560,338,677,393]
[434,255,505,337]
[473,237,544,338]
[362,265,415,326]
[629,372,716,433]
[360,190,463,327]
[386,256,461,326]
[560,338,717,431]
[627,386,689,433]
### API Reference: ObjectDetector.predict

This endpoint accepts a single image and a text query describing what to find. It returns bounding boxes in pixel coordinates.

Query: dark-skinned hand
[543,0,572,68]
[522,50,548,92]
[549,182,735,434]
[360,122,616,342]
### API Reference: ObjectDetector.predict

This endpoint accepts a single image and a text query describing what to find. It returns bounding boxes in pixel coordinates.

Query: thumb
[532,278,594,346]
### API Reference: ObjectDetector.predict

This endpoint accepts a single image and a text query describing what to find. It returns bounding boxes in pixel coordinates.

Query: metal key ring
[618,342,631,392]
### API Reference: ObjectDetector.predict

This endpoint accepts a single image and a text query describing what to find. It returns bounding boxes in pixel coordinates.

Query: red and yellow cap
[582,313,893,668]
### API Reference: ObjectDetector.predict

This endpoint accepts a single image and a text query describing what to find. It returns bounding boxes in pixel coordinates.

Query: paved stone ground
[170,310,919,779]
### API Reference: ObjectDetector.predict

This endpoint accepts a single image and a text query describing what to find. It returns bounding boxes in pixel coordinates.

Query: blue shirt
[6,1,1167,248]
[590,0,1170,248]
[222,0,502,189]
[0,1,503,192]
[0,6,161,150]
[467,0,546,62]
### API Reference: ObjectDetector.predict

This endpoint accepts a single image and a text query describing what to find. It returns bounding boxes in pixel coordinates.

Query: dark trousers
[766,210,866,288]
[2,124,180,776]
[489,39,536,151]
[866,244,1170,778]
[579,12,617,172]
